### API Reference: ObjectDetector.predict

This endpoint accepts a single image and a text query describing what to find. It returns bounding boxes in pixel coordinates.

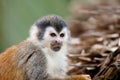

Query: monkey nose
[51,40,62,45]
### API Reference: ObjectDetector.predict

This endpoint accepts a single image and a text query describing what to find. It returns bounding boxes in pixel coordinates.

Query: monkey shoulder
[15,40,47,65]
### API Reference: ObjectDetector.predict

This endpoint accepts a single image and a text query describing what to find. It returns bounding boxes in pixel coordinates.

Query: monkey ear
[68,30,71,36]
[29,25,40,40]
[67,30,71,41]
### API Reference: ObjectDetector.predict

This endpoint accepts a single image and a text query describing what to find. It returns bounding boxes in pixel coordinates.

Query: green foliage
[0,0,70,52]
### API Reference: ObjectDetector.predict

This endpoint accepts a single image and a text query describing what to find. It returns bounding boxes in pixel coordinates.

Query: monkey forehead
[45,27,57,33]
[45,26,68,34]
[35,15,67,33]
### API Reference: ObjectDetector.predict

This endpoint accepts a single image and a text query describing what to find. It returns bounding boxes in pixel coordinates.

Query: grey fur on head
[35,15,68,39]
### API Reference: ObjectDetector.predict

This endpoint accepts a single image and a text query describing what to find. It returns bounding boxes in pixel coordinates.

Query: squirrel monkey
[0,15,91,80]
[0,15,70,80]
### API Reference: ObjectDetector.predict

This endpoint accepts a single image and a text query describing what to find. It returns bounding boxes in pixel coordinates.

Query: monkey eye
[50,33,56,37]
[60,33,65,37]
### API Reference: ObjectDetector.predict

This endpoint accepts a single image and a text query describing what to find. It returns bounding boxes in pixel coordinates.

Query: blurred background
[1,0,120,79]
[0,0,72,52]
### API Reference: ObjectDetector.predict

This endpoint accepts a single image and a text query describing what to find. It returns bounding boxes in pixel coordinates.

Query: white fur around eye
[50,33,57,37]
[43,27,57,40]
[60,28,70,41]
[60,33,65,37]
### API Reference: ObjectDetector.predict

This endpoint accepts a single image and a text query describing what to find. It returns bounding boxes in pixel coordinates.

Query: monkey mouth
[51,45,61,52]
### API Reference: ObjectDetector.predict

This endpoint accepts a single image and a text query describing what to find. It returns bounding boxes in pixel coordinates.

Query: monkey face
[43,27,70,52]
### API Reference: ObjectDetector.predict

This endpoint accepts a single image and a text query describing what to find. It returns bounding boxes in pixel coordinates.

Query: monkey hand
[48,74,91,80]
[68,74,91,80]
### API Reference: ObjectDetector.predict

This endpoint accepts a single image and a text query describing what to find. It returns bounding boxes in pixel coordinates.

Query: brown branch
[93,47,120,80]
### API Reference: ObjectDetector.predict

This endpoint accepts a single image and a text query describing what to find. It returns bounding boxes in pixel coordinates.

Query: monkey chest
[46,54,68,78]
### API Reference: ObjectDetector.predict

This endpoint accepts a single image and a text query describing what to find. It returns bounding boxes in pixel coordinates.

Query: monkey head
[29,15,70,52]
